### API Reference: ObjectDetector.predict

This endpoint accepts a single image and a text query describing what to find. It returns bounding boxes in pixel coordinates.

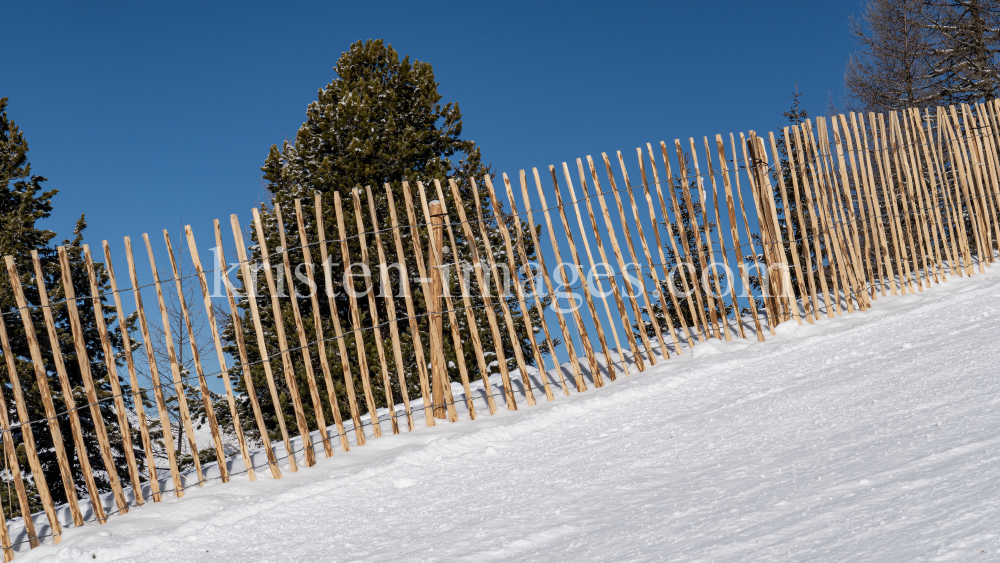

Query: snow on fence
[0,100,999,558]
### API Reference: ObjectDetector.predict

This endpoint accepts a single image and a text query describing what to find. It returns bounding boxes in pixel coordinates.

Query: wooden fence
[1,100,999,558]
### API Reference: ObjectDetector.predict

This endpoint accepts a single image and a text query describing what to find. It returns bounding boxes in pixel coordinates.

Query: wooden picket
[1,99,1000,558]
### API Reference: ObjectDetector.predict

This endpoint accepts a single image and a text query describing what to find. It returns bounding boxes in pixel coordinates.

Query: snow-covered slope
[21,268,1000,562]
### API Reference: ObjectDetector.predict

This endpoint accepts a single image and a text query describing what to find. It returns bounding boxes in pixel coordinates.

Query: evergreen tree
[228,40,543,440]
[0,97,143,513]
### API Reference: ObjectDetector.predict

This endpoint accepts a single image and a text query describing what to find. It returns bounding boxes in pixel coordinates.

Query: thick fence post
[426,198,449,419]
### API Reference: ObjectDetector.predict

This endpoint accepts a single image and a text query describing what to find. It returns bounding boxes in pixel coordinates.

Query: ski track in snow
[19,269,1000,562]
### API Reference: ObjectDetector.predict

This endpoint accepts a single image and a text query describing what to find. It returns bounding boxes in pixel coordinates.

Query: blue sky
[5,0,860,248]
[3,1,866,382]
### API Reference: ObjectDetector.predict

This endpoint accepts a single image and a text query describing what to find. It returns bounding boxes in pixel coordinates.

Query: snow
[16,267,1000,561]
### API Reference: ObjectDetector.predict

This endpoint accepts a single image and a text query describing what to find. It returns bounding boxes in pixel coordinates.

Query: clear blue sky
[4,0,861,248]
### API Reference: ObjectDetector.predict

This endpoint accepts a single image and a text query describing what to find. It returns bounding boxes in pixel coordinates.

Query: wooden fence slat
[273,203,338,450]
[790,124,835,314]
[0,386,28,553]
[802,123,851,310]
[889,114,933,290]
[572,160,644,372]
[550,165,619,380]
[449,178,535,404]
[160,233,230,478]
[811,122,852,310]
[810,124,859,316]
[957,105,996,258]
[0,388,17,557]
[0,502,10,560]
[348,192,401,432]
[622,150,684,349]
[483,175,559,397]
[82,245,143,503]
[740,133,782,321]
[738,133,784,326]
[140,235,206,485]
[314,195,370,440]
[250,209,317,464]
[836,115,879,296]
[333,194,391,433]
[867,114,911,293]
[425,197,449,420]
[843,114,886,297]
[984,101,1000,226]
[642,146,696,346]
[294,199,354,446]
[671,144,719,339]
[212,221,282,476]
[587,157,658,362]
[125,237,184,496]
[185,226,258,479]
[853,113,896,293]
[965,104,1000,254]
[503,173,571,394]
[612,153,676,349]
[830,117,877,299]
[779,128,820,323]
[972,103,1000,253]
[418,190,460,419]
[481,173,560,396]
[899,112,945,284]
[29,250,106,521]
[681,144,733,338]
[941,108,987,272]
[383,184,440,422]
[764,134,811,324]
[747,135,801,324]
[519,170,588,392]
[0,315,45,545]
[700,141,744,336]
[430,181,486,415]
[677,143,728,337]
[803,122,852,311]
[918,109,953,280]
[448,195,498,414]
[534,168,603,385]
[876,113,922,289]
[230,215,300,471]
[359,189,415,431]
[732,134,775,334]
[817,118,867,305]
[977,102,1000,254]
[655,144,712,343]
[701,140,751,333]
[715,136,763,339]
[919,110,967,277]
[102,241,162,500]
[396,182,446,422]
[821,118,871,310]
[954,104,994,266]
[412,181,462,418]
[55,246,130,510]
[826,118,870,298]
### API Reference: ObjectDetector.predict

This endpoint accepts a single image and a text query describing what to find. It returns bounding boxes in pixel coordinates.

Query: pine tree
[228,40,543,440]
[0,97,142,512]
